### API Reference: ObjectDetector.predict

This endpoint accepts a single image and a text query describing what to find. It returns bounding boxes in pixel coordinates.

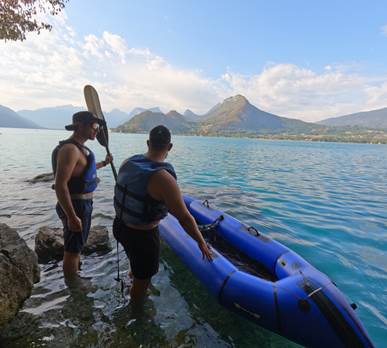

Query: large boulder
[0,223,40,327]
[35,225,112,263]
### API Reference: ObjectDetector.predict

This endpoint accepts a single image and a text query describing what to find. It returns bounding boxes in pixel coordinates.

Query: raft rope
[198,215,224,233]
[307,286,323,298]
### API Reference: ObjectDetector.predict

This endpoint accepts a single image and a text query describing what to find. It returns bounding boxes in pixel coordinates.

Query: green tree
[0,0,68,41]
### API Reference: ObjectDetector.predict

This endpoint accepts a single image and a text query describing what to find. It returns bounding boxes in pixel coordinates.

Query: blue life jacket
[51,140,98,194]
[114,154,177,225]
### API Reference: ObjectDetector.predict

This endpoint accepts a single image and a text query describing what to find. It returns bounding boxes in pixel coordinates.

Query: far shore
[111,128,387,145]
[1,126,386,145]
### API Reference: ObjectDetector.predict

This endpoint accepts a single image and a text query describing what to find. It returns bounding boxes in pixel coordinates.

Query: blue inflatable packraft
[159,195,374,348]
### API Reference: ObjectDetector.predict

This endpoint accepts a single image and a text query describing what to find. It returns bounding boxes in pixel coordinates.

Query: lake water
[0,128,386,347]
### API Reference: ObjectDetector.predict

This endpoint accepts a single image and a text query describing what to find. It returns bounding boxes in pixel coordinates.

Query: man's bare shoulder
[148,169,177,198]
[152,169,176,184]
[57,143,81,159]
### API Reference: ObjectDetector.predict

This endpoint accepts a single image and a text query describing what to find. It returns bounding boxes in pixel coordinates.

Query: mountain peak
[184,109,195,115]
[223,94,249,105]
[166,110,184,118]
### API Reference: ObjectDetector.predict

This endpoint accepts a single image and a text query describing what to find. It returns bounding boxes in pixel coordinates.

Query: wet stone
[27,172,54,183]
[35,225,112,263]
[0,223,40,328]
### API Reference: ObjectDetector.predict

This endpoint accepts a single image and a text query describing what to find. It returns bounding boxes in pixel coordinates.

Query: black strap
[114,197,146,219]
[60,139,89,155]
[114,184,126,295]
[198,215,224,233]
[218,270,236,304]
[116,183,147,202]
[302,280,369,347]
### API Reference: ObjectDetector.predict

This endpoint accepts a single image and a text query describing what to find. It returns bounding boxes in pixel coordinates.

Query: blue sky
[65,0,387,76]
[1,0,387,121]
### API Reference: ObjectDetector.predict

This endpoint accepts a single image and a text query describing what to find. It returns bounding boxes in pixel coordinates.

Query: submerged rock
[27,172,54,183]
[34,226,63,262]
[0,223,40,328]
[83,225,112,255]
[35,225,112,263]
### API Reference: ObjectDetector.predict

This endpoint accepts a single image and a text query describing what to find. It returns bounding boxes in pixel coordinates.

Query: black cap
[149,125,171,149]
[65,111,101,131]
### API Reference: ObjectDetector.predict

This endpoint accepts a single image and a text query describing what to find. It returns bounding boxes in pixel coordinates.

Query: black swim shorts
[113,218,160,280]
[56,199,93,253]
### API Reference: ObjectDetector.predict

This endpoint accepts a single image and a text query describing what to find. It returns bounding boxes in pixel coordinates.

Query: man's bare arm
[149,170,212,260]
[55,145,82,232]
[96,153,113,169]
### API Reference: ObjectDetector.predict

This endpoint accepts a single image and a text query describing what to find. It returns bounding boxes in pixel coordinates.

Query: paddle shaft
[84,85,123,291]
[99,126,117,182]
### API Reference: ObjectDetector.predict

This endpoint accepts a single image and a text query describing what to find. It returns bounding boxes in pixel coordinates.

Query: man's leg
[129,277,152,318]
[56,203,81,279]
[129,227,159,303]
[62,200,92,279]
[63,251,80,278]
[130,277,151,302]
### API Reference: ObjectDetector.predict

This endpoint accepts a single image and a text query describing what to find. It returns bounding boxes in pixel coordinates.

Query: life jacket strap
[116,183,147,202]
[114,196,146,219]
[71,192,94,200]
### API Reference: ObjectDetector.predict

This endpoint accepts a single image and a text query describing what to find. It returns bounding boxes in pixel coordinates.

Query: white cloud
[221,64,375,121]
[1,13,387,122]
[381,24,387,37]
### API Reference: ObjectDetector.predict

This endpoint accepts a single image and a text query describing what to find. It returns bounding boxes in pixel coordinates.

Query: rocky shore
[0,223,40,327]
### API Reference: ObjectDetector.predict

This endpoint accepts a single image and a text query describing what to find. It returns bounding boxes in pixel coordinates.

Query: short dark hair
[149,125,171,150]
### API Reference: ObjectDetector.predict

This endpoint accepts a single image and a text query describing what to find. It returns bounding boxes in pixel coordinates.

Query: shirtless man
[52,111,112,279]
[113,125,212,304]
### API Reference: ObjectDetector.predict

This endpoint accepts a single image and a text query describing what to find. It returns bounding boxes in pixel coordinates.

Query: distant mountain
[115,95,324,135]
[199,95,321,134]
[18,105,83,129]
[116,110,193,133]
[129,107,162,118]
[0,105,40,129]
[105,108,131,128]
[318,107,387,129]
[18,105,133,129]
[183,109,201,122]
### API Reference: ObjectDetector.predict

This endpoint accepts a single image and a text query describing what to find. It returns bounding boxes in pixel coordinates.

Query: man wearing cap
[52,111,113,279]
[113,125,212,305]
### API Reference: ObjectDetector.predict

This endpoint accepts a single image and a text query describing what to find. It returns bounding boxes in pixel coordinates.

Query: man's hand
[105,154,113,165]
[68,215,82,233]
[198,240,213,261]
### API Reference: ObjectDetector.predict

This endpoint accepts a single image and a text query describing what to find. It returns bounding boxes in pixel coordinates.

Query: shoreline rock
[0,223,40,328]
[27,172,54,184]
[35,225,112,263]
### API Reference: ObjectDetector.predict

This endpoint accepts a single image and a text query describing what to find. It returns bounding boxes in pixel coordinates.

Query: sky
[1,0,387,121]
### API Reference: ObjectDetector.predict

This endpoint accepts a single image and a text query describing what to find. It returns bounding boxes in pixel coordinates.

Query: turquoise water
[0,128,386,347]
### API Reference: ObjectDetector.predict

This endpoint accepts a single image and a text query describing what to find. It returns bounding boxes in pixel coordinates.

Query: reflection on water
[0,128,386,347]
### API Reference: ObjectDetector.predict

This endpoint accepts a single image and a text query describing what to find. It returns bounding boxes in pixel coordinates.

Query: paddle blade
[84,85,109,147]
